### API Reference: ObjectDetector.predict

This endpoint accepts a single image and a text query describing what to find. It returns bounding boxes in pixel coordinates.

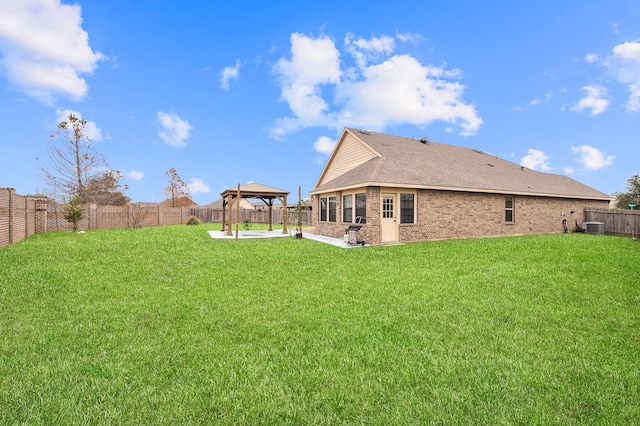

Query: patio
[207,229,367,248]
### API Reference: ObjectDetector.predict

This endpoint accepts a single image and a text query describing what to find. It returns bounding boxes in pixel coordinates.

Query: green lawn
[1,226,638,425]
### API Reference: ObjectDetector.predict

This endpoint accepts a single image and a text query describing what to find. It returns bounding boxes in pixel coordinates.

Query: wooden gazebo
[220,182,290,236]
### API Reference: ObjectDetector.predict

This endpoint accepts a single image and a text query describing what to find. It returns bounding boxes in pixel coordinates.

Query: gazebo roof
[220,182,290,199]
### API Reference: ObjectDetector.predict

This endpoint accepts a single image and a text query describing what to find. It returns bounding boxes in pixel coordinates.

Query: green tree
[613,174,640,209]
[63,195,85,232]
[38,113,126,203]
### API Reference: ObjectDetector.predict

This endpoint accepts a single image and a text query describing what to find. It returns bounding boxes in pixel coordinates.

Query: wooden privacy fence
[584,207,640,238]
[189,207,312,226]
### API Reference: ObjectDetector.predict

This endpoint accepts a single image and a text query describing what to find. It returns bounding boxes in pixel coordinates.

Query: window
[343,194,352,223]
[328,196,336,222]
[505,196,514,223]
[382,196,394,218]
[319,196,336,222]
[320,197,327,221]
[400,193,414,224]
[355,193,366,223]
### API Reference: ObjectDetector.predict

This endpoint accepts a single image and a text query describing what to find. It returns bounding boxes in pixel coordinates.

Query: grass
[0,225,638,424]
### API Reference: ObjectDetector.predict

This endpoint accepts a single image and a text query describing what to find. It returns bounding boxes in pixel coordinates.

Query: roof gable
[311,128,611,201]
[314,129,380,188]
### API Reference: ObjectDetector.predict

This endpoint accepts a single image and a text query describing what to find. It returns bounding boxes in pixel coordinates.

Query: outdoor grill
[345,225,365,246]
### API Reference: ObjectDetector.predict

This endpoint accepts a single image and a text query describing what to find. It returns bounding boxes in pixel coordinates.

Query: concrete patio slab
[207,229,367,248]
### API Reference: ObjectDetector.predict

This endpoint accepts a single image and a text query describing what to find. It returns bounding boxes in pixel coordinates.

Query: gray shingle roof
[313,128,611,200]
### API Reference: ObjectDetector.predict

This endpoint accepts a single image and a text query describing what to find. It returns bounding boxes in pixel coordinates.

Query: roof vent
[419,136,429,144]
[359,130,370,135]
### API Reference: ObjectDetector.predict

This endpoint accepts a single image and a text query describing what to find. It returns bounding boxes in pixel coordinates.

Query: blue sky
[1,0,639,204]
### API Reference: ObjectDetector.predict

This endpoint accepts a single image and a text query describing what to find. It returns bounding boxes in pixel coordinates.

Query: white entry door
[381,194,397,243]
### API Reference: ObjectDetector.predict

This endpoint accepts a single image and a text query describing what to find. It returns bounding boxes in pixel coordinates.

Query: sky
[0,0,639,204]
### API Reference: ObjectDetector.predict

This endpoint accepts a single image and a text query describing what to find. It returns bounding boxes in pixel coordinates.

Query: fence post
[24,196,29,239]
[8,188,14,244]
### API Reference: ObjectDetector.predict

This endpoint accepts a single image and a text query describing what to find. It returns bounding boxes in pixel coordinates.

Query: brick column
[36,199,49,234]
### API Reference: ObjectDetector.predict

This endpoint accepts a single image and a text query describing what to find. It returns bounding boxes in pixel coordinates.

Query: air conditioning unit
[582,221,605,234]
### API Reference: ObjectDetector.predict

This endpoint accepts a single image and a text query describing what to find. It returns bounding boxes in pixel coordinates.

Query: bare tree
[164,167,192,207]
[37,113,126,203]
[128,203,153,229]
[85,170,129,205]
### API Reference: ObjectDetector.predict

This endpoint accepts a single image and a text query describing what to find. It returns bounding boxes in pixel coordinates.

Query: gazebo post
[221,197,226,232]
[235,183,240,240]
[225,194,233,236]
[282,195,288,234]
[267,200,273,231]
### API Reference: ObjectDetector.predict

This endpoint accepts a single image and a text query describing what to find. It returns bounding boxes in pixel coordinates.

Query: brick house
[310,128,612,244]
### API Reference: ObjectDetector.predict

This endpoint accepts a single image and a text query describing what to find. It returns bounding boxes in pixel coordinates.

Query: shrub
[186,215,201,225]
[63,195,85,232]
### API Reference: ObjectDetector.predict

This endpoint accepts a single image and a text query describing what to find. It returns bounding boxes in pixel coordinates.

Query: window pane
[505,196,514,223]
[343,194,352,223]
[329,197,336,222]
[505,196,513,208]
[355,193,366,224]
[382,196,394,219]
[320,197,327,222]
[400,193,414,224]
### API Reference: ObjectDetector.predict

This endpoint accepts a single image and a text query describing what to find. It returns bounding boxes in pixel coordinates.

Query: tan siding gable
[317,131,379,187]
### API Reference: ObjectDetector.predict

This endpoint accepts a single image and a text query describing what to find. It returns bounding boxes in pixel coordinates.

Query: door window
[382,196,394,219]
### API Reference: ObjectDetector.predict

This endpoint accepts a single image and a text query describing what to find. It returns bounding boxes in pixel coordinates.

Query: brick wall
[1,187,200,248]
[0,188,45,249]
[45,203,193,232]
[409,189,609,242]
[312,186,611,245]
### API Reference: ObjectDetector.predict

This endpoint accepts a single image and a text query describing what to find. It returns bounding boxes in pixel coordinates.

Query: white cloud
[220,59,240,90]
[270,32,482,139]
[395,31,425,44]
[157,111,192,147]
[188,178,210,194]
[529,91,554,106]
[55,109,102,141]
[585,53,598,64]
[313,136,336,154]
[345,33,395,69]
[270,33,341,137]
[338,55,482,135]
[520,149,551,172]
[607,41,640,112]
[612,23,621,35]
[0,0,104,103]
[571,145,614,170]
[564,167,575,175]
[571,85,610,116]
[126,170,144,181]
